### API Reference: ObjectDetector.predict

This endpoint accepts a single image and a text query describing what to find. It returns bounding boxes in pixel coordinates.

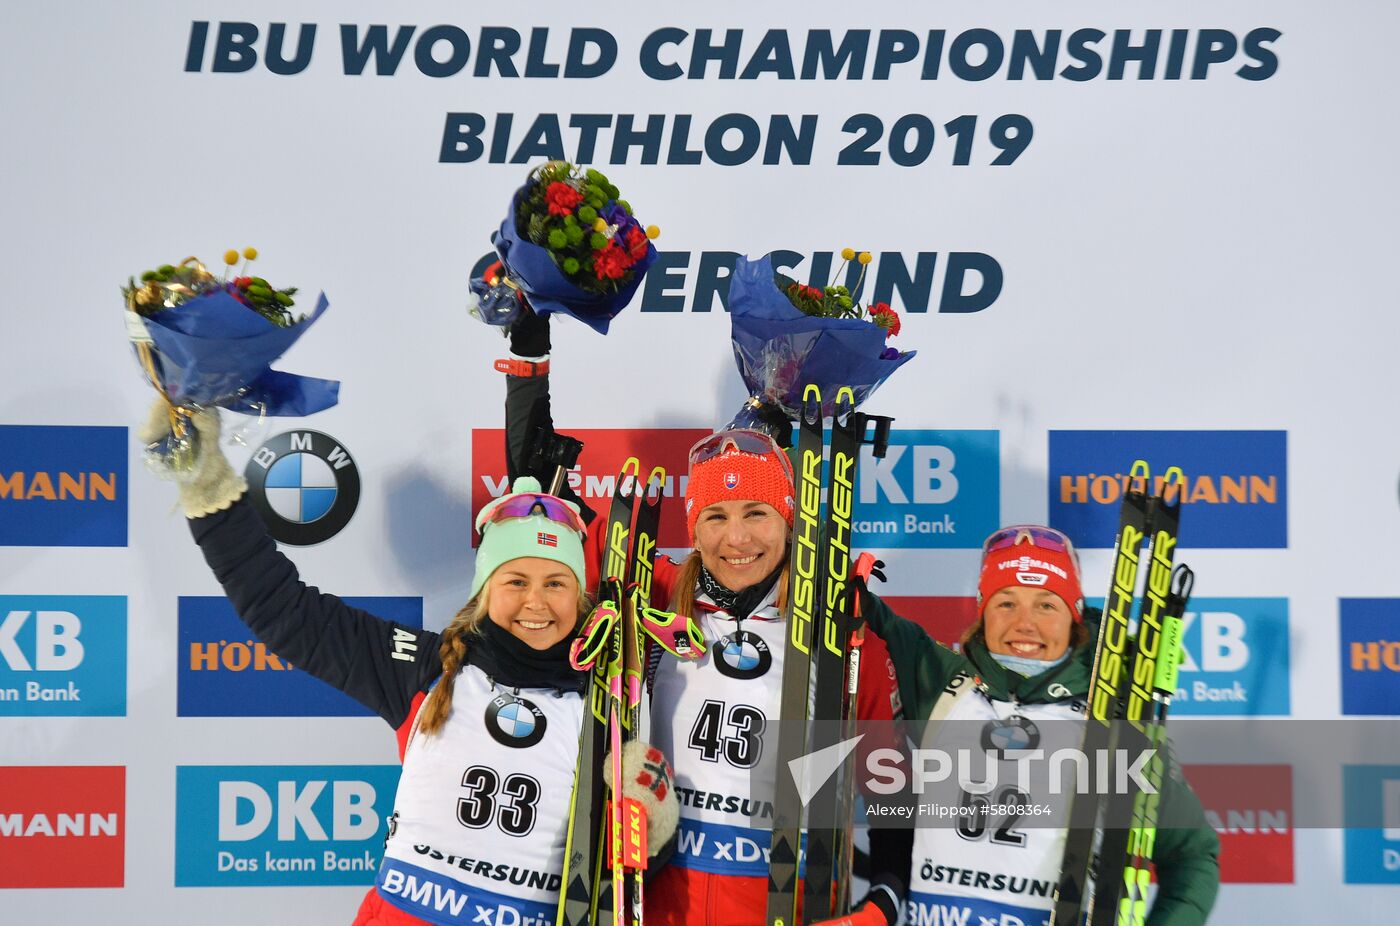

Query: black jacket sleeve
[188,498,443,727]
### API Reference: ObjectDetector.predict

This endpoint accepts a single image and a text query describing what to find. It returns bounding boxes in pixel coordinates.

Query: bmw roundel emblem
[981,715,1041,756]
[486,692,547,748]
[244,430,360,546]
[712,630,772,680]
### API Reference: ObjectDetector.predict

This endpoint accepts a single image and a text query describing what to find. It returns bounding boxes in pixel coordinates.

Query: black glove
[508,304,550,357]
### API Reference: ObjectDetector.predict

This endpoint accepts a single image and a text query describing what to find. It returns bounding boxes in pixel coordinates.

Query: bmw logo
[486,692,547,748]
[712,630,772,680]
[981,715,1041,756]
[244,430,360,546]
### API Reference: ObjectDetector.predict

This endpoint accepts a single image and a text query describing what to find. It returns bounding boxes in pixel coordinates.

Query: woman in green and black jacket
[861,525,1220,926]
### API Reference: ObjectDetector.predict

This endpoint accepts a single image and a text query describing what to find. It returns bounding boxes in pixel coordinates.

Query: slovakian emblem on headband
[537,532,558,548]
[724,472,739,489]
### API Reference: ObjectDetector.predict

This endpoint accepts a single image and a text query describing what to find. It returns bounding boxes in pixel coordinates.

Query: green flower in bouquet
[779,248,902,341]
[513,161,660,294]
[123,248,301,328]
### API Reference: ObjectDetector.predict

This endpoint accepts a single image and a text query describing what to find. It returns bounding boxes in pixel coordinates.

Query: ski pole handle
[637,606,706,660]
[571,601,619,671]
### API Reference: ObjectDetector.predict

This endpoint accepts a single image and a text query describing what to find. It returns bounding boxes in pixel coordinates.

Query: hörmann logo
[0,425,127,547]
[1340,599,1400,716]
[0,597,127,717]
[851,430,998,550]
[0,766,125,888]
[1048,430,1287,548]
[1187,764,1293,884]
[175,765,400,887]
[177,596,422,717]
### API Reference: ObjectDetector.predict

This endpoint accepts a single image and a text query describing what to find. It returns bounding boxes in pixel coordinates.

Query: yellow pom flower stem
[646,225,660,240]
[222,249,239,282]
[854,252,873,301]
[240,246,258,277]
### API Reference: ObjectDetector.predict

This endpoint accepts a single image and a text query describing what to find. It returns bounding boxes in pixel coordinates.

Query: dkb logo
[0,597,126,716]
[175,765,400,886]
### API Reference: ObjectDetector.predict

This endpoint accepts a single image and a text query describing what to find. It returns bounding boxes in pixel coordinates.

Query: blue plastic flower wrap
[467,173,657,335]
[124,262,338,479]
[725,254,915,439]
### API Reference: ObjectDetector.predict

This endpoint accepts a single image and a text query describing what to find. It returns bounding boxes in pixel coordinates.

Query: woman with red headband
[501,312,911,926]
[140,400,679,925]
[857,525,1221,926]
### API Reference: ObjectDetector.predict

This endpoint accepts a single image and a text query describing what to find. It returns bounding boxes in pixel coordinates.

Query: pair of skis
[559,458,705,926]
[766,385,892,926]
[1051,462,1195,926]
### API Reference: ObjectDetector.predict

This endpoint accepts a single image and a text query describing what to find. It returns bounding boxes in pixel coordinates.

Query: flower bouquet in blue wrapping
[467,161,659,335]
[726,251,915,443]
[123,250,339,477]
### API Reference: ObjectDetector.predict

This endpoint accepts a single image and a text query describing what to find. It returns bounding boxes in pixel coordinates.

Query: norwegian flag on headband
[537,532,558,548]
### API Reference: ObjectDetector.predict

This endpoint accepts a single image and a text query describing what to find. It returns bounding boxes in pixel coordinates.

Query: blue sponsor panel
[0,425,127,546]
[0,596,126,716]
[1047,430,1287,549]
[175,765,401,887]
[673,819,774,877]
[853,429,998,549]
[177,596,422,717]
[1339,599,1400,716]
[376,858,554,926]
[906,890,1049,926]
[1085,596,1289,716]
[1343,765,1400,884]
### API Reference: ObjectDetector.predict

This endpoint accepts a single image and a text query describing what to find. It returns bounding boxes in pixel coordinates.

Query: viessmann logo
[0,765,125,888]
[471,427,707,548]
[0,425,127,547]
[177,596,422,717]
[1048,430,1287,548]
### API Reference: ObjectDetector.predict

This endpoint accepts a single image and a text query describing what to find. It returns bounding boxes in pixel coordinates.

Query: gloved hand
[508,302,550,358]
[809,896,895,926]
[852,553,887,617]
[604,740,680,860]
[138,400,247,518]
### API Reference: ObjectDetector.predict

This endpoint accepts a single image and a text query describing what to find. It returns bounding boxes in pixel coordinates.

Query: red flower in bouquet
[869,302,901,338]
[545,181,584,216]
[624,225,650,261]
[593,243,630,280]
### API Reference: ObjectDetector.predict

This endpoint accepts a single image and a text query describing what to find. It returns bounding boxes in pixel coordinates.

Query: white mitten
[139,400,247,518]
[605,739,681,858]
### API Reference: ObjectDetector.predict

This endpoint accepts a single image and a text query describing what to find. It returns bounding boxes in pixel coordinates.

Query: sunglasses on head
[981,524,1081,573]
[479,493,587,535]
[687,428,794,482]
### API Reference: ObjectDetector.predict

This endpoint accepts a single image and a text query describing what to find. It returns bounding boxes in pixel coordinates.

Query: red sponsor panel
[472,427,709,549]
[1184,763,1293,884]
[0,765,125,888]
[879,595,979,649]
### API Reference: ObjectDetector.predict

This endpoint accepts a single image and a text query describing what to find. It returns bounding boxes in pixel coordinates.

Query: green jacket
[864,595,1221,926]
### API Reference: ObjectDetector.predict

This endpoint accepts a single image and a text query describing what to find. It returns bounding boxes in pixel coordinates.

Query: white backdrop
[3,1,1398,922]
